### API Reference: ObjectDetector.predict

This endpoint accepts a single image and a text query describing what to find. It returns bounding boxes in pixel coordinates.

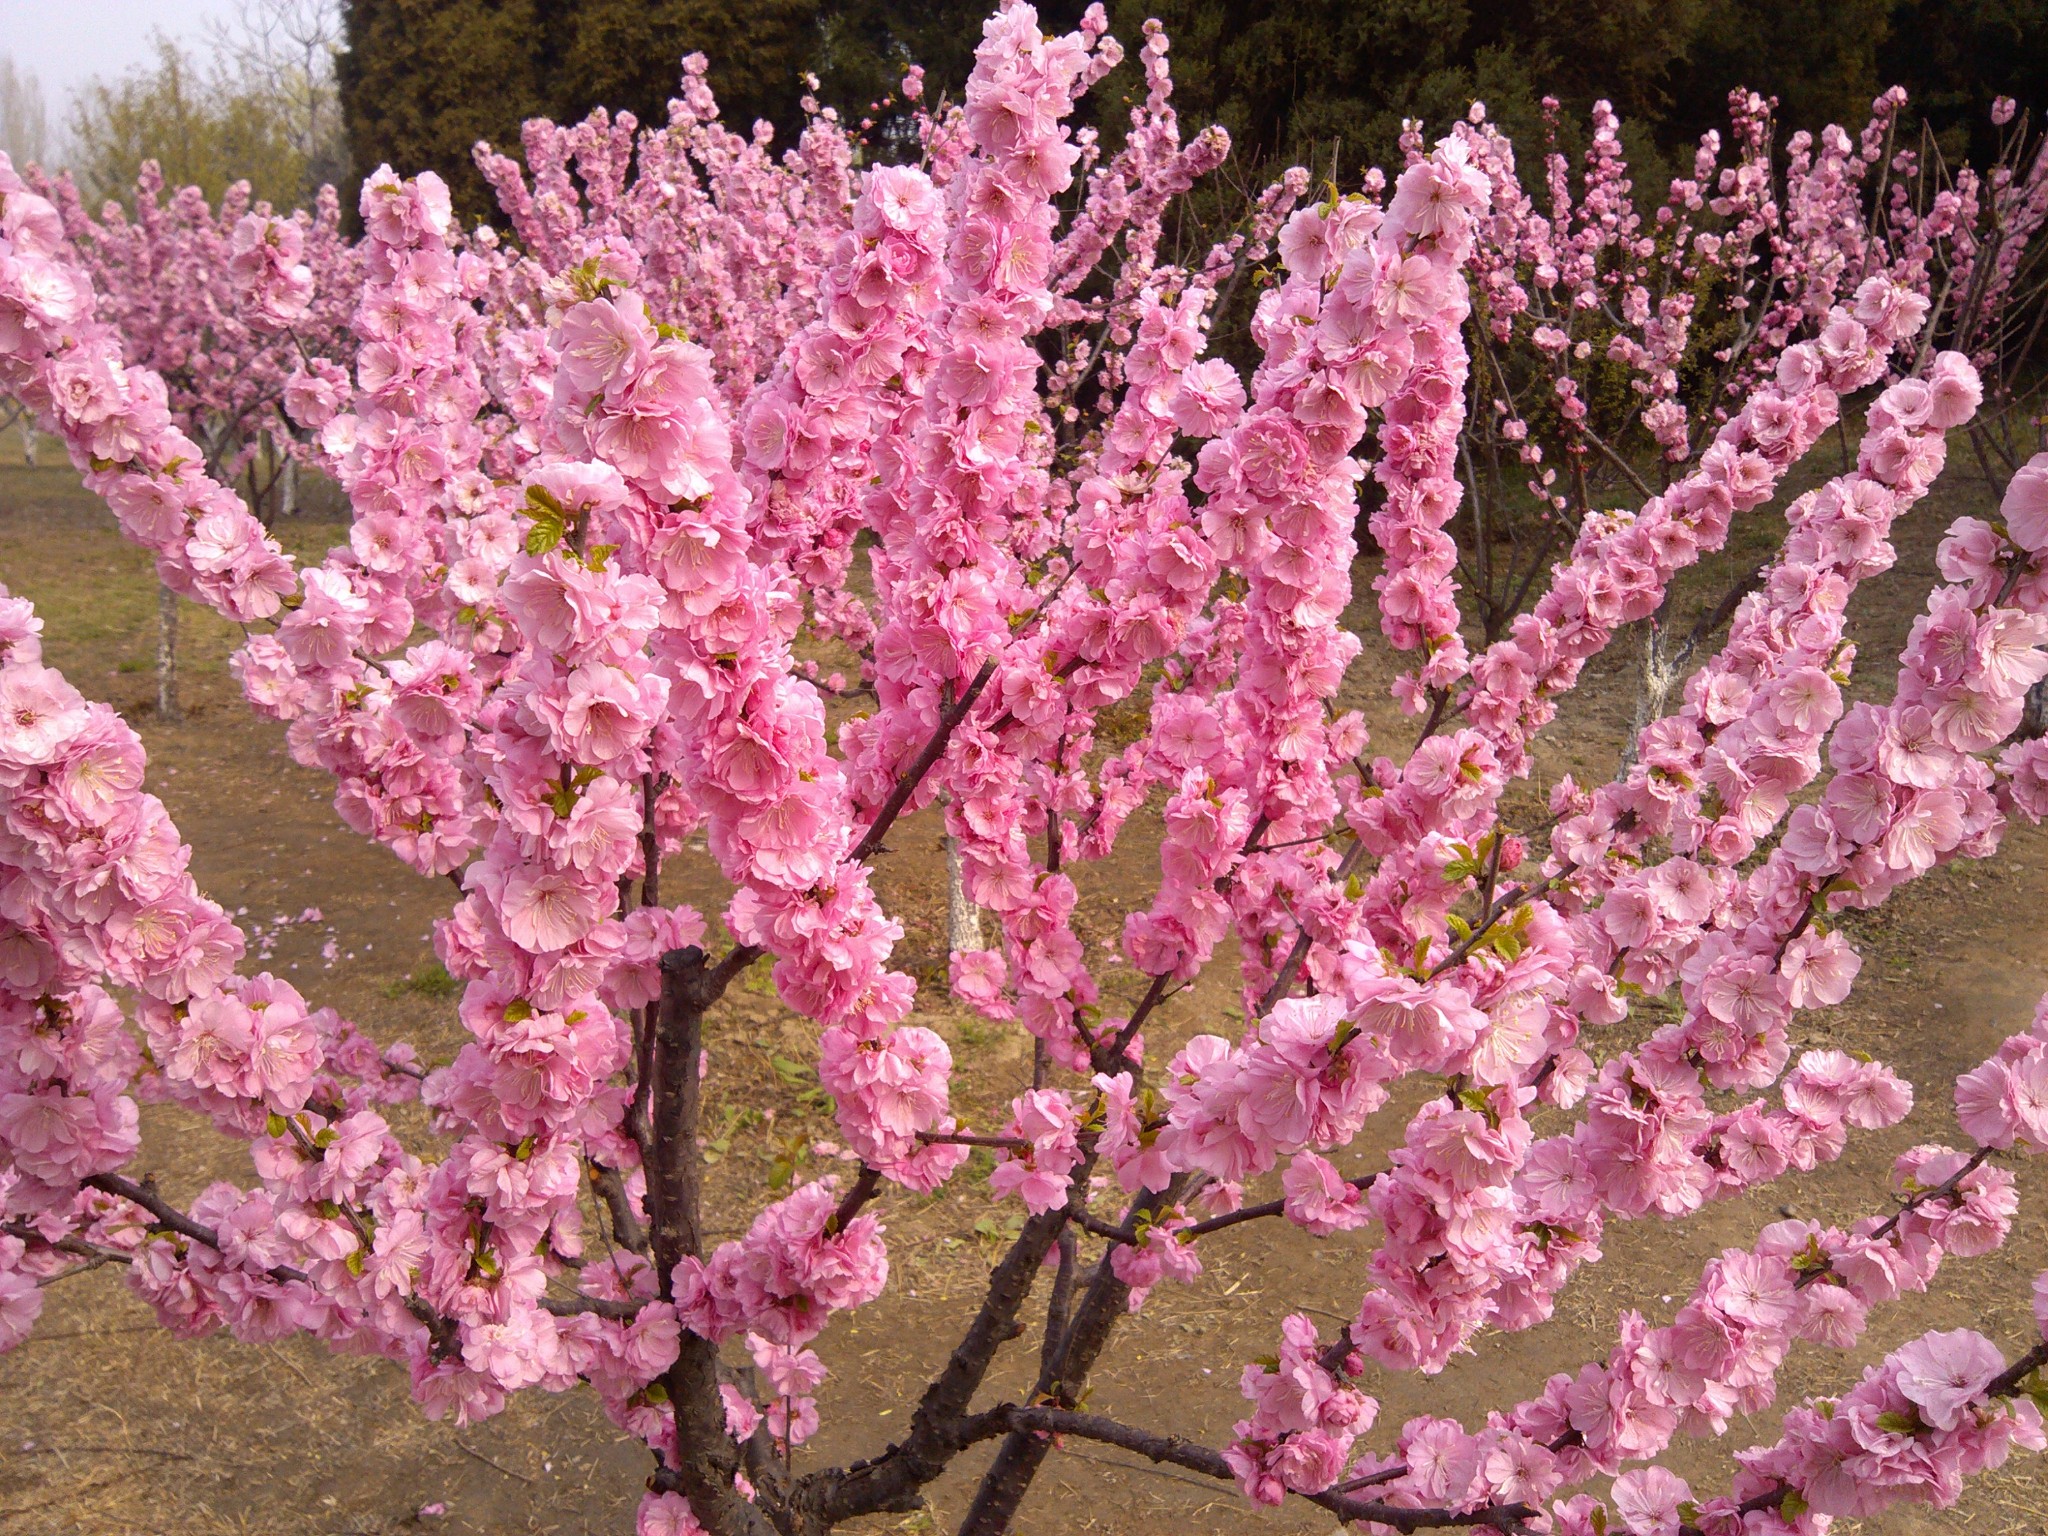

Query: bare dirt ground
[0,423,2045,1536]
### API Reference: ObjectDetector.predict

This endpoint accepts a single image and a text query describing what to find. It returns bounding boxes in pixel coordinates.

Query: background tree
[338,0,825,222]
[334,0,547,223]
[1664,0,1896,152]
[1876,0,2048,163]
[66,1,349,214]
[205,0,352,198]
[551,0,822,148]
[0,54,52,169]
[334,0,2048,231]
[1076,0,1699,192]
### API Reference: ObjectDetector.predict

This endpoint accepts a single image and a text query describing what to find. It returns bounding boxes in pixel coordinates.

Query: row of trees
[9,2,2045,234]
[335,0,2048,219]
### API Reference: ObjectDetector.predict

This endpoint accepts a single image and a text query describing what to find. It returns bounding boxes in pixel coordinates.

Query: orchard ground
[0,416,2044,1536]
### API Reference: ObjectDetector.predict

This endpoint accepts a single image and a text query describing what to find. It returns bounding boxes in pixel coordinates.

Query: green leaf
[1876,1410,1923,1436]
[568,257,613,301]
[1789,1235,1830,1272]
[524,516,564,558]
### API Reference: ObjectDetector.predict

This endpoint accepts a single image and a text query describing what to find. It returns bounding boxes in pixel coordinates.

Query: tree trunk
[17,414,35,468]
[1619,620,1677,772]
[1620,560,1766,770]
[645,947,784,1536]
[945,832,983,954]
[155,584,181,723]
[955,1183,1183,1536]
[280,453,298,518]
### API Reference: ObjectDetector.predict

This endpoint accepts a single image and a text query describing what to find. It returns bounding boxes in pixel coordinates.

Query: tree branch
[84,1172,306,1287]
[850,658,997,863]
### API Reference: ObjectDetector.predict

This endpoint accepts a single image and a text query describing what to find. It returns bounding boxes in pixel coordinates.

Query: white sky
[0,0,242,115]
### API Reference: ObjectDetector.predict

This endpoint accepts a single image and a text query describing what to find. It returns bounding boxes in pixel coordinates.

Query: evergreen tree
[334,0,2048,232]
[1877,0,2048,163]
[552,0,821,142]
[337,0,547,221]
[1666,0,1895,151]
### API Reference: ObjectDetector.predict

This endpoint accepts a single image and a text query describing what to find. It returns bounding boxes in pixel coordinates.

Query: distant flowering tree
[1414,86,2048,739]
[20,157,357,719]
[35,158,358,512]
[6,6,2048,1536]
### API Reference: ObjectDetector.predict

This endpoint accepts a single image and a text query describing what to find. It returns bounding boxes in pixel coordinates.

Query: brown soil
[0,424,2044,1536]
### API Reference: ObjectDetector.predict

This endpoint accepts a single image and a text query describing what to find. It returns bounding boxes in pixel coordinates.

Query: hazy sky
[0,0,243,114]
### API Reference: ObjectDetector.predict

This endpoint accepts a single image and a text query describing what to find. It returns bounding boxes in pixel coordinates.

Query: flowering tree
[4,6,2048,1536]
[22,158,357,719]
[39,163,358,503]
[1421,85,2048,738]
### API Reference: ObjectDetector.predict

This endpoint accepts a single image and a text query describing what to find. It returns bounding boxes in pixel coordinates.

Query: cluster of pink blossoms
[1201,433,2048,1510]
[474,53,857,409]
[0,158,296,617]
[34,160,358,498]
[1226,994,2048,1529]
[236,169,508,877]
[227,209,317,329]
[0,576,427,1356]
[738,160,949,654]
[5,10,2048,1536]
[529,259,971,1192]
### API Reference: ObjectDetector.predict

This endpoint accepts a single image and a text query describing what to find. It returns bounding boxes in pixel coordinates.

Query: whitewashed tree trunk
[280,452,298,518]
[16,413,33,468]
[945,832,984,954]
[155,584,181,722]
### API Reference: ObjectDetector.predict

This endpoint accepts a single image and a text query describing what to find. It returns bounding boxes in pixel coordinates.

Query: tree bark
[645,945,786,1536]
[155,584,181,723]
[1619,561,1765,770]
[945,831,983,953]
[795,1192,1088,1529]
[954,1182,1182,1536]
